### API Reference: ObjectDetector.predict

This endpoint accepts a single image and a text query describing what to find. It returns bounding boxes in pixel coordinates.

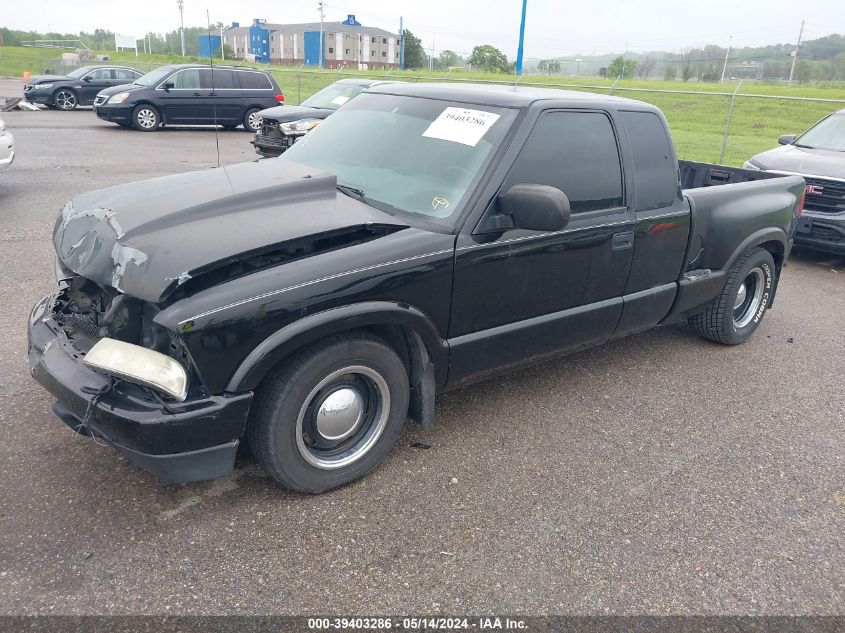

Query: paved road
[1,80,843,615]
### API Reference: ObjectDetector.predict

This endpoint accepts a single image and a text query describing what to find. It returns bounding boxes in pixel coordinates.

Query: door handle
[612,231,635,251]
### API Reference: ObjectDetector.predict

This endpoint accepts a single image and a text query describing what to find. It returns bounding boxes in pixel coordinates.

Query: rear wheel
[248,333,410,493]
[688,247,776,345]
[243,107,262,133]
[53,89,78,111]
[132,105,160,131]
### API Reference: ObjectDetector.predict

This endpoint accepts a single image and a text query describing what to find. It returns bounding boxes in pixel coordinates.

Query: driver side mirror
[163,82,175,91]
[82,76,92,82]
[778,134,797,145]
[479,184,571,233]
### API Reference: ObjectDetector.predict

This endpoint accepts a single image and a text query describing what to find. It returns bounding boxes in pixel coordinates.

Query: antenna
[207,9,221,168]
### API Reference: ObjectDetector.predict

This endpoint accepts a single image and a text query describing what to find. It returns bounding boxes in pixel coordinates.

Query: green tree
[468,44,509,73]
[607,55,637,79]
[435,50,463,70]
[401,29,426,69]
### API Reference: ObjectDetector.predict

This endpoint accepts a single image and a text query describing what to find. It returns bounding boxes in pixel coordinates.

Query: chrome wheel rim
[733,267,765,329]
[295,366,390,470]
[137,108,157,129]
[248,111,262,130]
[56,90,76,110]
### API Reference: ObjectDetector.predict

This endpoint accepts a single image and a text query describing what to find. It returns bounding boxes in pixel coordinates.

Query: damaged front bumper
[27,292,253,483]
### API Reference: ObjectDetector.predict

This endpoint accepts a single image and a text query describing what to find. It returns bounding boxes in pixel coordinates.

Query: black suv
[93,64,284,132]
[23,65,144,110]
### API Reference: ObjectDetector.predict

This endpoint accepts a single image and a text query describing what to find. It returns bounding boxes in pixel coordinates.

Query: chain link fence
[5,55,845,167]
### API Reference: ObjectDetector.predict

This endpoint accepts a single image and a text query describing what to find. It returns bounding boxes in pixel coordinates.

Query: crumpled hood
[752,144,845,180]
[257,104,334,123]
[27,74,71,84]
[53,159,405,303]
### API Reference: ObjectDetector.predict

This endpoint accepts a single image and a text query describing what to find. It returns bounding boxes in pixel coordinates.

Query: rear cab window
[621,110,679,211]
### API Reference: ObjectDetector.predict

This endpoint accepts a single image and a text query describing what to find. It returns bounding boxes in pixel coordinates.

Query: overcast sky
[3,0,844,59]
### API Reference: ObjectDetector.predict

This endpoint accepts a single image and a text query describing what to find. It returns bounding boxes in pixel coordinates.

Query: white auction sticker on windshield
[331,95,350,105]
[422,107,501,147]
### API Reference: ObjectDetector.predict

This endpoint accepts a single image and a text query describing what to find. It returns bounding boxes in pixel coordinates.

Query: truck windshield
[794,113,845,152]
[280,93,517,223]
[132,66,177,87]
[301,83,369,110]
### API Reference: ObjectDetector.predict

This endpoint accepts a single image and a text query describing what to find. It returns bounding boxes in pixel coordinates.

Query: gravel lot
[0,77,843,616]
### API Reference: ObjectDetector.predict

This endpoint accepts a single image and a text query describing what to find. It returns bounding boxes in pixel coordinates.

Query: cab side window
[621,111,679,211]
[200,69,236,90]
[171,69,201,90]
[85,69,113,81]
[505,111,624,213]
[114,69,138,81]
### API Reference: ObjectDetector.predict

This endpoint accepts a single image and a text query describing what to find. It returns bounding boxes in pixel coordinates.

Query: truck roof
[366,81,655,110]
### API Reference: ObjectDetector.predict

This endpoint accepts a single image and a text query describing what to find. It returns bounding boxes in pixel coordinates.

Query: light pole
[317,0,325,68]
[177,0,185,57]
[515,0,527,75]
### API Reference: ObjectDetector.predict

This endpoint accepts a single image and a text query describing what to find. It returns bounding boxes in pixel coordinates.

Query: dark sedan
[252,78,392,157]
[745,109,845,255]
[23,66,144,110]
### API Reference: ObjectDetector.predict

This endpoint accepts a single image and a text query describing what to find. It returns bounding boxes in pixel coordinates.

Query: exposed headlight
[108,92,130,104]
[35,83,54,90]
[280,118,321,136]
[83,338,188,401]
[743,161,762,171]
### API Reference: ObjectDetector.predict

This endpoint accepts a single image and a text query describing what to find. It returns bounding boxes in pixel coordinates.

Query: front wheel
[248,333,410,493]
[243,107,262,133]
[688,247,776,345]
[53,89,78,111]
[132,104,160,131]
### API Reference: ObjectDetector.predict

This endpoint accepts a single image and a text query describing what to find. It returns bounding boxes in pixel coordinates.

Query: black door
[78,68,116,104]
[157,68,204,123]
[447,110,637,385]
[201,68,242,125]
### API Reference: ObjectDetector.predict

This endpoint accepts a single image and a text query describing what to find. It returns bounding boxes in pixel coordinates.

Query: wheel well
[758,240,784,271]
[254,323,436,427]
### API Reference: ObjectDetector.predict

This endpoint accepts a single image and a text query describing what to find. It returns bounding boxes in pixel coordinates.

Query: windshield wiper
[336,184,366,199]
[792,143,815,149]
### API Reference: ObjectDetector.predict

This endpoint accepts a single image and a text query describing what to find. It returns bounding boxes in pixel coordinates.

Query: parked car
[252,78,392,157]
[0,118,14,172]
[92,64,284,132]
[29,84,805,492]
[744,109,845,255]
[23,65,144,110]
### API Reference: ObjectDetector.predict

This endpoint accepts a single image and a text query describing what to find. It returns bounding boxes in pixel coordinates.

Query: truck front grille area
[804,177,845,214]
[808,223,844,243]
[260,119,282,138]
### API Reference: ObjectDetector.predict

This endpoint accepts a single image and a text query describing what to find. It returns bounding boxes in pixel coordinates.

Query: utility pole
[220,25,225,60]
[317,0,325,68]
[177,0,185,57]
[788,19,804,86]
[720,34,732,83]
[515,0,527,75]
[399,16,404,70]
[430,33,435,71]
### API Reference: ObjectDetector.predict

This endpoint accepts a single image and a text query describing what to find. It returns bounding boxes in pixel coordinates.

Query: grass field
[2,45,844,165]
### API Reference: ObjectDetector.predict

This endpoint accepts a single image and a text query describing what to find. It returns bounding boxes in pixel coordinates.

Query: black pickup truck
[28,83,805,492]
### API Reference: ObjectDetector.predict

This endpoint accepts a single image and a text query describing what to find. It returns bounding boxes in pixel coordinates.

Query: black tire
[688,247,776,345]
[53,88,78,111]
[248,333,410,493]
[132,104,160,131]
[243,107,262,133]
[222,123,238,131]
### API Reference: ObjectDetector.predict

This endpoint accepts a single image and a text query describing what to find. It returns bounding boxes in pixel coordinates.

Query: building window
[382,38,387,44]
[328,47,334,53]
[370,50,375,56]
[382,51,386,57]
[371,37,376,43]
[345,48,350,54]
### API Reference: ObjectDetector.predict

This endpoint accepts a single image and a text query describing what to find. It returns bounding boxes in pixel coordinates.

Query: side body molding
[225,301,450,393]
